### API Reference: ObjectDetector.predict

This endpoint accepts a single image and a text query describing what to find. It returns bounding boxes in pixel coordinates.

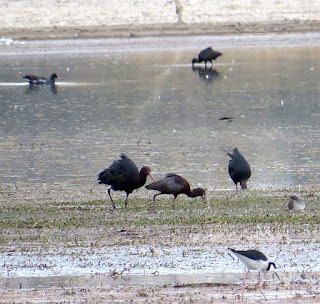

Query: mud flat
[0,185,320,303]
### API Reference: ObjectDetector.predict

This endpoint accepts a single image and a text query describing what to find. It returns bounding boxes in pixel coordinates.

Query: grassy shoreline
[1,188,319,251]
[1,189,319,228]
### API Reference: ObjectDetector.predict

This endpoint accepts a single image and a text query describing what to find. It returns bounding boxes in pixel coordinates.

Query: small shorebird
[229,248,277,302]
[288,195,305,213]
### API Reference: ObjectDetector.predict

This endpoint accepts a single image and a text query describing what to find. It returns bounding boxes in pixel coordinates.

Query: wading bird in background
[23,73,60,85]
[192,47,222,67]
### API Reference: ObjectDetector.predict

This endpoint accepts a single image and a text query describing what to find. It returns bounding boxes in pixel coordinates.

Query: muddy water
[1,34,320,192]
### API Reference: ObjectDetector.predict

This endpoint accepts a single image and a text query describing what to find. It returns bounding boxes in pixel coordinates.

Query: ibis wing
[98,153,140,188]
[146,174,185,194]
[227,148,251,179]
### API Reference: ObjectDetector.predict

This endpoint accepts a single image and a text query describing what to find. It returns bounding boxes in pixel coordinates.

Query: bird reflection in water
[26,83,59,94]
[192,66,220,83]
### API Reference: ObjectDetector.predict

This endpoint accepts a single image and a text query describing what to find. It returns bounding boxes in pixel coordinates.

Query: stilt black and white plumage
[229,248,277,302]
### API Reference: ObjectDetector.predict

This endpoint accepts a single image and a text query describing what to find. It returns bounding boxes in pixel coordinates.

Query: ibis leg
[153,193,165,203]
[125,193,129,207]
[107,188,115,209]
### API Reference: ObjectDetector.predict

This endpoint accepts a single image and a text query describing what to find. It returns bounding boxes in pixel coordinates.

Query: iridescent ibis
[145,173,206,202]
[192,47,222,67]
[23,73,59,85]
[98,153,156,209]
[229,248,277,302]
[288,195,305,213]
[227,147,251,189]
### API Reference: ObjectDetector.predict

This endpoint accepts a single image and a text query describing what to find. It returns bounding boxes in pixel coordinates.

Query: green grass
[0,190,319,230]
[0,189,319,252]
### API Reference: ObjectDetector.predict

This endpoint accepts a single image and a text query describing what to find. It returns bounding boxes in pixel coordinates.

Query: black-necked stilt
[229,248,277,302]
[227,148,251,190]
[288,195,305,213]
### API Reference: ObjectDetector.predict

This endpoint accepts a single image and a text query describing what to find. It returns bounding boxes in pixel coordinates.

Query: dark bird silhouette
[192,47,222,67]
[98,153,156,209]
[23,73,59,85]
[288,195,305,213]
[145,173,206,202]
[227,147,251,189]
[219,117,234,122]
[229,248,278,302]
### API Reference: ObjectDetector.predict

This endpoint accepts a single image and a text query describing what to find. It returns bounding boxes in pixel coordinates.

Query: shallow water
[1,34,320,191]
[1,240,319,287]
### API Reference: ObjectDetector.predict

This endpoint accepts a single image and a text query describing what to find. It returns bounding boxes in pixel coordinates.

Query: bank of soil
[1,0,320,40]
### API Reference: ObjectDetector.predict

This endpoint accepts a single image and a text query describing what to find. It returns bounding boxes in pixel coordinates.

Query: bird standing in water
[146,173,206,202]
[98,153,156,209]
[288,195,305,213]
[227,147,251,189]
[229,248,277,302]
[192,47,222,67]
[23,73,59,85]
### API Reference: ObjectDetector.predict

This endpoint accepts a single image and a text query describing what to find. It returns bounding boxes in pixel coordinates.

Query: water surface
[1,34,320,191]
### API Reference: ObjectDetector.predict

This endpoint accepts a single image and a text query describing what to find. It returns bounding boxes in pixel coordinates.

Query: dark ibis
[288,195,305,213]
[227,147,251,189]
[23,73,59,85]
[192,47,222,67]
[98,153,156,209]
[229,248,277,302]
[145,173,206,202]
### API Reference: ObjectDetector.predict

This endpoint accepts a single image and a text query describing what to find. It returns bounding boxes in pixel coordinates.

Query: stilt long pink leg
[256,271,267,301]
[241,269,250,302]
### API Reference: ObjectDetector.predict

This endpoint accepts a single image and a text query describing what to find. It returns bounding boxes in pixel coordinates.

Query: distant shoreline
[2,20,320,41]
